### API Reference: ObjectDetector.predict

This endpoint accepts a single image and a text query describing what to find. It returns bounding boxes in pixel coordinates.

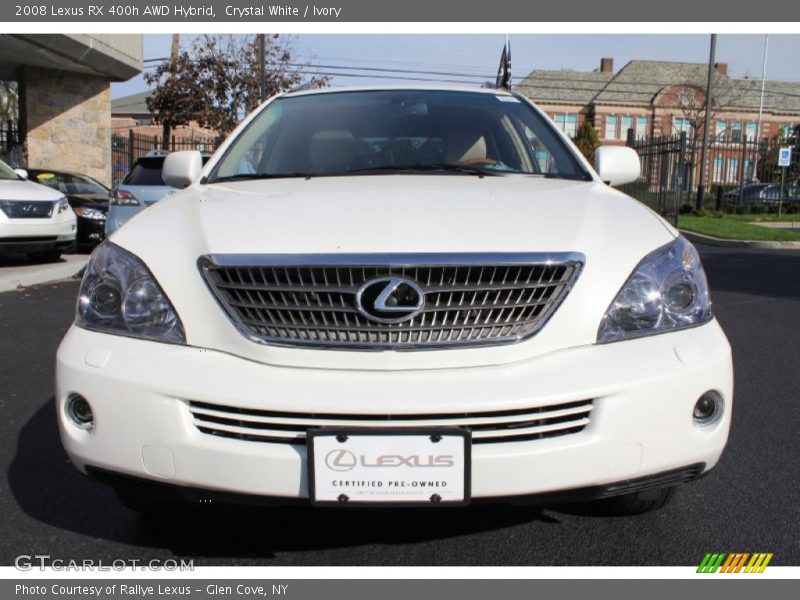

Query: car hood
[0,178,64,201]
[111,175,678,370]
[67,193,109,210]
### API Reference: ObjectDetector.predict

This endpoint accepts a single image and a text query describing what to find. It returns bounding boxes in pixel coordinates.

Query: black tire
[26,248,63,263]
[591,486,677,516]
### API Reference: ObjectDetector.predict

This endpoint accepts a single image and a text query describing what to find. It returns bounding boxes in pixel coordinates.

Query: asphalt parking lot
[1,244,798,567]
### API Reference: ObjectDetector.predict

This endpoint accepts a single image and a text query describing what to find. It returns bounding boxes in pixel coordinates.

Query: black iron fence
[620,129,800,223]
[620,133,688,226]
[111,130,221,186]
[0,120,22,167]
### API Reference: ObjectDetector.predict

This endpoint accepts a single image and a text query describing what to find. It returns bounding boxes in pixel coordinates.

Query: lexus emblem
[22,204,36,213]
[325,449,358,472]
[356,276,424,323]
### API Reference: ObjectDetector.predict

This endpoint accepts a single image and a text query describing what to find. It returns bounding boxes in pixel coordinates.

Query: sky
[111,34,800,100]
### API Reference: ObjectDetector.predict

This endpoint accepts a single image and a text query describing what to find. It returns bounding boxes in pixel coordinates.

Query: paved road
[1,245,798,566]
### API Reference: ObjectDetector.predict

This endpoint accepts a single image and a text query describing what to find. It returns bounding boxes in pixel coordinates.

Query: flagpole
[752,34,769,180]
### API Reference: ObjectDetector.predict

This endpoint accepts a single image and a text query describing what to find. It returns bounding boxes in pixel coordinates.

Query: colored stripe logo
[697,553,773,573]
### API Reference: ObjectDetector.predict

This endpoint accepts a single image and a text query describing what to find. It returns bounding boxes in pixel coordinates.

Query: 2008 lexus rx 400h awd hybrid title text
[56,86,732,515]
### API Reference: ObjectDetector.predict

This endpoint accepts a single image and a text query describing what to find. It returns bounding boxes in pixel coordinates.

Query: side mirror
[14,168,28,179]
[162,150,203,189]
[594,146,640,187]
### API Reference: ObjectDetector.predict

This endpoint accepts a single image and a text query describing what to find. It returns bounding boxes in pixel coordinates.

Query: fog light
[693,391,723,425]
[66,395,94,430]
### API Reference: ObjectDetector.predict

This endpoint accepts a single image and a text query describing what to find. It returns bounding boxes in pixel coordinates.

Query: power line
[141,57,800,102]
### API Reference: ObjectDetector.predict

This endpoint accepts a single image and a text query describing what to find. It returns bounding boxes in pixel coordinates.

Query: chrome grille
[199,253,583,350]
[188,399,593,445]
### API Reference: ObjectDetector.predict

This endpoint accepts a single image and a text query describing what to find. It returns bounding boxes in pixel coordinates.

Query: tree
[573,119,600,165]
[146,35,329,139]
[144,50,207,146]
[655,75,746,204]
[0,81,18,122]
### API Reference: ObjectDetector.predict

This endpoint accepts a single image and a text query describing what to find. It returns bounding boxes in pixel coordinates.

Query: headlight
[76,242,185,343]
[56,196,70,214]
[74,207,107,220]
[597,236,712,343]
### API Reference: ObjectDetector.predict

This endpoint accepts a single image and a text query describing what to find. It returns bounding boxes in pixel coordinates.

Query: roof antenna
[495,35,512,90]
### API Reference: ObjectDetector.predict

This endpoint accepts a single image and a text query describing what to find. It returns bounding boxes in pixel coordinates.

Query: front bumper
[76,216,106,247]
[56,320,733,501]
[0,215,76,251]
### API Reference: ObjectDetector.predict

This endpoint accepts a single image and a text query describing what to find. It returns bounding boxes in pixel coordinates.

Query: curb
[0,255,89,294]
[680,229,800,250]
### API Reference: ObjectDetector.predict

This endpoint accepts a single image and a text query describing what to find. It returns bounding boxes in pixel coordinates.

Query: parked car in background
[27,169,109,250]
[724,183,800,205]
[107,150,212,235]
[723,184,771,204]
[759,184,800,204]
[0,159,76,262]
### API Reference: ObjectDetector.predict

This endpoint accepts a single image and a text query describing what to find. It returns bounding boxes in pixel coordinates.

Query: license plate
[308,429,471,506]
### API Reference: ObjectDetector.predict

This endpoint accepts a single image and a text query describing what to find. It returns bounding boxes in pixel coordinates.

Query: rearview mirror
[594,146,640,187]
[14,168,28,179]
[162,151,203,189]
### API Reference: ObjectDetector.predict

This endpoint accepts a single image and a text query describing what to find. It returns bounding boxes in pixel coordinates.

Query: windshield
[122,157,168,186]
[0,160,20,180]
[208,89,590,182]
[31,171,109,195]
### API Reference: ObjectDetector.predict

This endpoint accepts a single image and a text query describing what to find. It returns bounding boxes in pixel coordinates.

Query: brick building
[517,58,800,185]
[111,90,217,142]
[518,57,800,144]
[0,34,142,186]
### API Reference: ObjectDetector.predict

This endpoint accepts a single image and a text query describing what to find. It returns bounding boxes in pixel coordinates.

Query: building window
[744,158,755,181]
[712,157,724,183]
[730,122,742,144]
[673,117,693,137]
[635,116,649,139]
[715,120,728,142]
[552,113,578,138]
[782,124,797,139]
[746,122,758,142]
[136,117,153,126]
[605,115,618,140]
[727,158,740,183]
[621,116,633,140]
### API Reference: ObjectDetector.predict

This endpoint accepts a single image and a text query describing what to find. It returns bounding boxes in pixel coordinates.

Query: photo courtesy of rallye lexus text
[55,82,733,516]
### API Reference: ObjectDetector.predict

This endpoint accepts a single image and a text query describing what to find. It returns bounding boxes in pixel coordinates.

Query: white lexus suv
[56,86,732,515]
[0,159,76,261]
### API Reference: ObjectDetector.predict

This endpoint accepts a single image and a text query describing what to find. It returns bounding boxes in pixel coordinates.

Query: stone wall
[20,66,111,187]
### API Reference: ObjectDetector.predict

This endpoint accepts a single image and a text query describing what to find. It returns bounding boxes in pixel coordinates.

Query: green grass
[678,215,800,241]
[722,213,800,223]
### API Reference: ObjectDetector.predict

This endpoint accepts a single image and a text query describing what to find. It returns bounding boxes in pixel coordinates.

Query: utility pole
[696,33,716,210]
[171,34,180,65]
[258,34,266,103]
[162,33,180,150]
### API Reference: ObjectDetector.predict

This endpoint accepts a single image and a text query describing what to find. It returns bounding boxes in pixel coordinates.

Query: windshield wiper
[208,172,313,184]
[339,163,500,177]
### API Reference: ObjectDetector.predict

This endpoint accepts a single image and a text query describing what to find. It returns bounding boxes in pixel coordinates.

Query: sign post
[778,147,792,218]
